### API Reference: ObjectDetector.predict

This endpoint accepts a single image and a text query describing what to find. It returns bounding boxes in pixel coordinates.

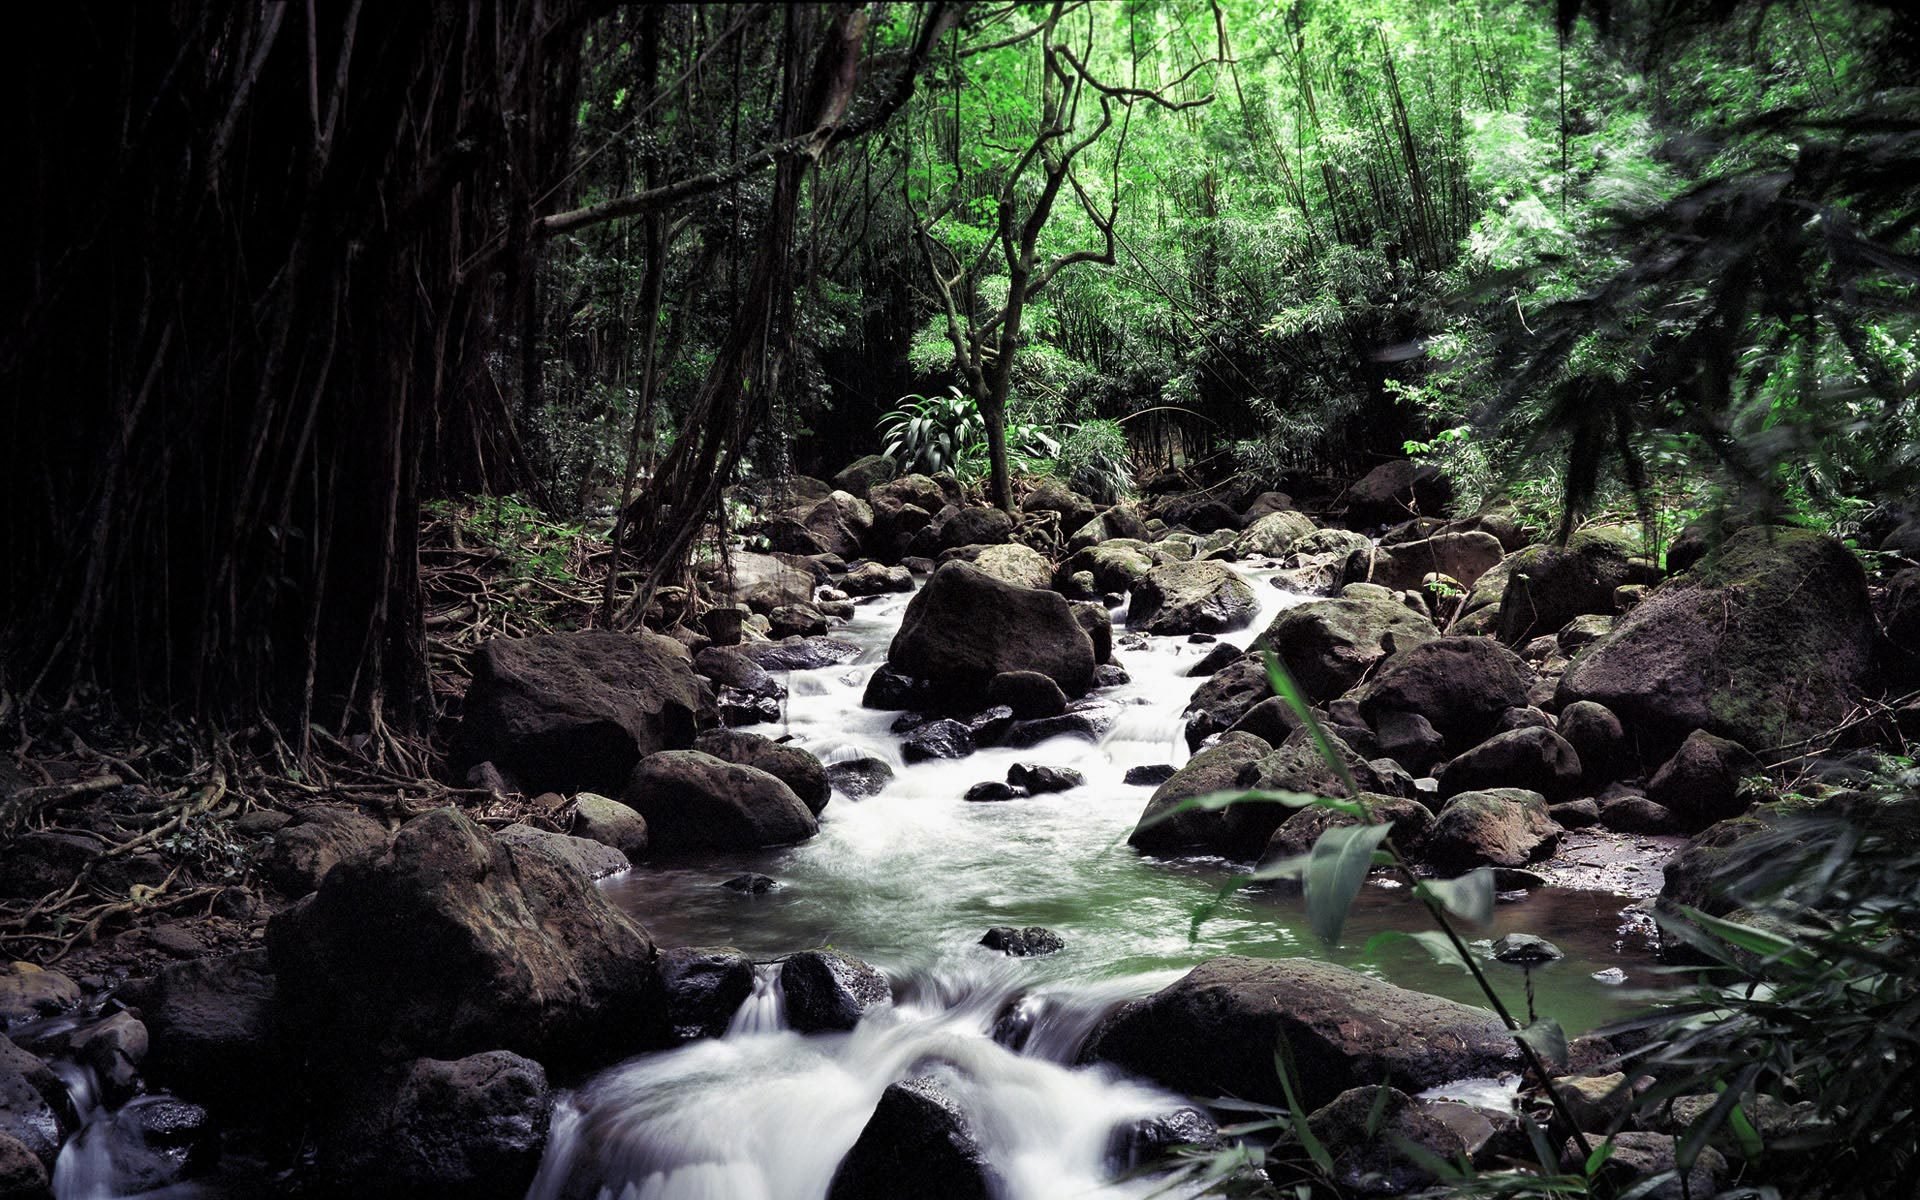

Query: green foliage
[878,387,985,476]
[422,495,586,585]
[1053,419,1134,503]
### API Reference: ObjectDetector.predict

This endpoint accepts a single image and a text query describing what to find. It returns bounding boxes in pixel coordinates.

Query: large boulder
[1557,700,1627,785]
[1127,732,1273,856]
[1060,540,1155,593]
[1263,596,1440,704]
[1078,957,1516,1110]
[1278,1087,1470,1197]
[1645,730,1761,829]
[797,492,875,560]
[1128,561,1259,635]
[0,1034,65,1169]
[826,1077,998,1200]
[1366,531,1505,592]
[1261,794,1433,863]
[1355,637,1534,754]
[832,455,897,499]
[260,805,392,896]
[1435,727,1583,802]
[493,825,629,881]
[569,793,649,861]
[123,950,279,1106]
[708,550,815,612]
[840,562,914,596]
[0,1130,48,1199]
[316,1051,552,1200]
[1341,461,1452,525]
[1181,654,1271,748]
[1067,506,1152,552]
[659,947,756,1043]
[1495,526,1644,646]
[694,729,831,815]
[0,964,79,1028]
[621,751,818,851]
[1235,510,1315,558]
[453,630,701,796]
[1557,527,1877,754]
[268,808,664,1068]
[935,506,1014,551]
[780,950,891,1033]
[887,562,1096,704]
[1423,788,1560,873]
[1020,480,1097,535]
[968,542,1052,591]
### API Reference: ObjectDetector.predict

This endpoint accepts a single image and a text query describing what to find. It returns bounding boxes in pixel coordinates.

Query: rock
[1059,540,1155,594]
[826,1076,998,1200]
[828,757,895,800]
[1124,764,1177,786]
[1565,1131,1726,1200]
[796,492,875,560]
[1549,798,1601,828]
[1070,602,1114,665]
[493,824,629,881]
[1557,700,1627,784]
[695,728,831,815]
[841,562,913,596]
[0,1131,47,1200]
[693,645,787,699]
[1600,794,1680,834]
[986,671,1068,719]
[963,781,1023,802]
[1185,643,1241,677]
[453,630,701,796]
[1182,655,1272,748]
[979,927,1065,957]
[1234,510,1315,557]
[1262,596,1440,704]
[1882,567,1920,687]
[123,950,278,1107]
[67,1097,216,1197]
[902,718,976,763]
[1106,1108,1222,1172]
[1492,527,1644,646]
[64,1011,147,1102]
[0,965,79,1028]
[1646,730,1761,828]
[731,475,833,512]
[710,550,816,612]
[861,664,937,711]
[966,542,1052,590]
[1002,698,1120,747]
[1006,763,1084,794]
[317,1051,551,1200]
[1228,696,1308,746]
[1368,532,1506,593]
[1127,732,1273,856]
[871,473,947,515]
[780,951,890,1033]
[268,809,664,1068]
[1153,494,1242,533]
[1423,788,1560,873]
[936,506,1015,551]
[1558,613,1613,652]
[1496,705,1555,733]
[1341,461,1452,525]
[0,1035,64,1168]
[767,603,828,639]
[622,751,818,851]
[1278,1087,1469,1197]
[658,948,755,1043]
[1261,793,1433,863]
[1558,528,1876,755]
[1079,957,1516,1110]
[1436,727,1583,802]
[889,562,1096,704]
[722,873,778,894]
[1092,663,1130,688]
[1020,481,1097,537]
[1355,636,1535,754]
[1127,560,1259,635]
[1241,491,1296,522]
[1068,505,1152,552]
[832,455,897,498]
[1493,933,1563,965]
[569,793,649,861]
[734,636,863,672]
[1376,710,1447,776]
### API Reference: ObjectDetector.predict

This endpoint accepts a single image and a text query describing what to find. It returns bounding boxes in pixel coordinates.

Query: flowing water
[542,568,1661,1200]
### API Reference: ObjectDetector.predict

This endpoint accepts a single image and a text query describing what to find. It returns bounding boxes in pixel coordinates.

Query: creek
[536,566,1659,1200]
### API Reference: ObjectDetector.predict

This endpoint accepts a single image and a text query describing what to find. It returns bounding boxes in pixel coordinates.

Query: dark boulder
[902,719,976,763]
[1367,532,1505,593]
[937,506,1015,551]
[979,927,1065,957]
[767,604,829,639]
[1059,541,1154,593]
[1435,727,1583,802]
[622,751,818,851]
[569,793,650,861]
[1127,561,1259,635]
[963,781,1024,803]
[841,562,914,596]
[1493,526,1644,646]
[1263,596,1439,704]
[1078,957,1516,1110]
[1422,788,1560,873]
[1355,636,1534,754]
[1070,602,1113,665]
[826,757,895,800]
[0,1131,47,1199]
[1107,1108,1222,1173]
[1127,732,1273,856]
[693,646,786,700]
[1600,793,1680,834]
[493,825,629,881]
[1375,710,1446,776]
[986,671,1069,719]
[260,805,391,897]
[1234,510,1315,557]
[1186,642,1241,677]
[1341,461,1452,525]
[1006,763,1084,794]
[797,492,875,560]
[0,1035,65,1169]
[888,562,1096,703]
[1261,793,1433,863]
[453,630,701,796]
[1556,700,1627,785]
[658,947,756,1042]
[832,455,897,498]
[780,951,891,1033]
[695,728,831,815]
[1020,480,1097,535]
[1646,731,1761,828]
[826,1077,998,1200]
[1557,528,1876,755]
[1181,654,1272,748]
[734,636,863,672]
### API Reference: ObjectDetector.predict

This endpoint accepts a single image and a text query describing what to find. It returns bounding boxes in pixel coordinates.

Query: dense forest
[1,2,1917,1199]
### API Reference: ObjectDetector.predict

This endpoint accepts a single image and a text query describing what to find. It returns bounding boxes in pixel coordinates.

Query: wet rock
[1493,933,1563,965]
[781,951,891,1033]
[1007,763,1084,794]
[1376,710,1446,776]
[317,1051,550,1200]
[1496,705,1555,733]
[1599,794,1680,834]
[861,664,937,711]
[658,948,756,1042]
[0,1131,47,1200]
[902,719,976,763]
[1646,730,1761,829]
[453,629,701,796]
[1493,526,1642,647]
[1070,602,1114,665]
[1181,655,1272,748]
[826,1076,998,1200]
[1263,595,1440,704]
[693,645,788,699]
[1079,957,1516,1110]
[1106,1107,1222,1172]
[1124,764,1177,787]
[1059,540,1155,593]
[963,781,1024,803]
[1565,1131,1726,1200]
[709,550,816,612]
[1227,696,1307,745]
[979,927,1065,957]
[1558,613,1613,652]
[1355,636,1534,754]
[767,604,830,639]
[1240,729,1404,805]
[1002,699,1120,747]
[889,562,1095,704]
[71,1012,147,1102]
[0,965,79,1028]
[722,873,778,894]
[1021,480,1098,535]
[734,636,863,672]
[1423,788,1560,873]
[841,561,914,596]
[1091,663,1131,688]
[623,751,817,851]
[494,824,629,881]
[827,758,895,800]
[124,949,279,1106]
[0,1035,64,1168]
[569,793,649,861]
[1557,527,1876,755]
[1368,532,1506,593]
[964,705,1017,747]
[1234,510,1315,557]
[695,729,831,815]
[1341,461,1452,525]
[76,1097,217,1197]
[269,809,664,1068]
[1241,491,1296,523]
[796,492,875,561]
[832,455,897,499]
[986,670,1068,719]
[1261,793,1433,863]
[1127,732,1273,856]
[1186,642,1241,677]
[1278,1086,1470,1196]
[1127,561,1259,635]
[1436,727,1583,802]
[1556,700,1626,785]
[1492,867,1549,890]
[1548,798,1601,829]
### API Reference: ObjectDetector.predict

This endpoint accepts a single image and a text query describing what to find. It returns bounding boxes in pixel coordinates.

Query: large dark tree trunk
[1,3,594,753]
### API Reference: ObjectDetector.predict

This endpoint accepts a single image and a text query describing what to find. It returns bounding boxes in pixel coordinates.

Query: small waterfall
[725,964,788,1036]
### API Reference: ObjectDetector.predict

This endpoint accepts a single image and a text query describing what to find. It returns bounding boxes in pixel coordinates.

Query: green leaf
[1680,907,1817,968]
[1306,822,1392,944]
[1261,650,1359,798]
[1413,869,1495,926]
[1583,1137,1616,1177]
[1274,1041,1335,1177]
[1516,1017,1569,1072]
[1366,928,1476,972]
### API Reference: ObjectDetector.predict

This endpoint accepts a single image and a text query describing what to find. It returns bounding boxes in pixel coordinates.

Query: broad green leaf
[1306,822,1392,944]
[1680,907,1817,968]
[1413,869,1495,925]
[1261,649,1359,797]
[1366,928,1476,972]
[1516,1017,1569,1072]
[1584,1137,1616,1176]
